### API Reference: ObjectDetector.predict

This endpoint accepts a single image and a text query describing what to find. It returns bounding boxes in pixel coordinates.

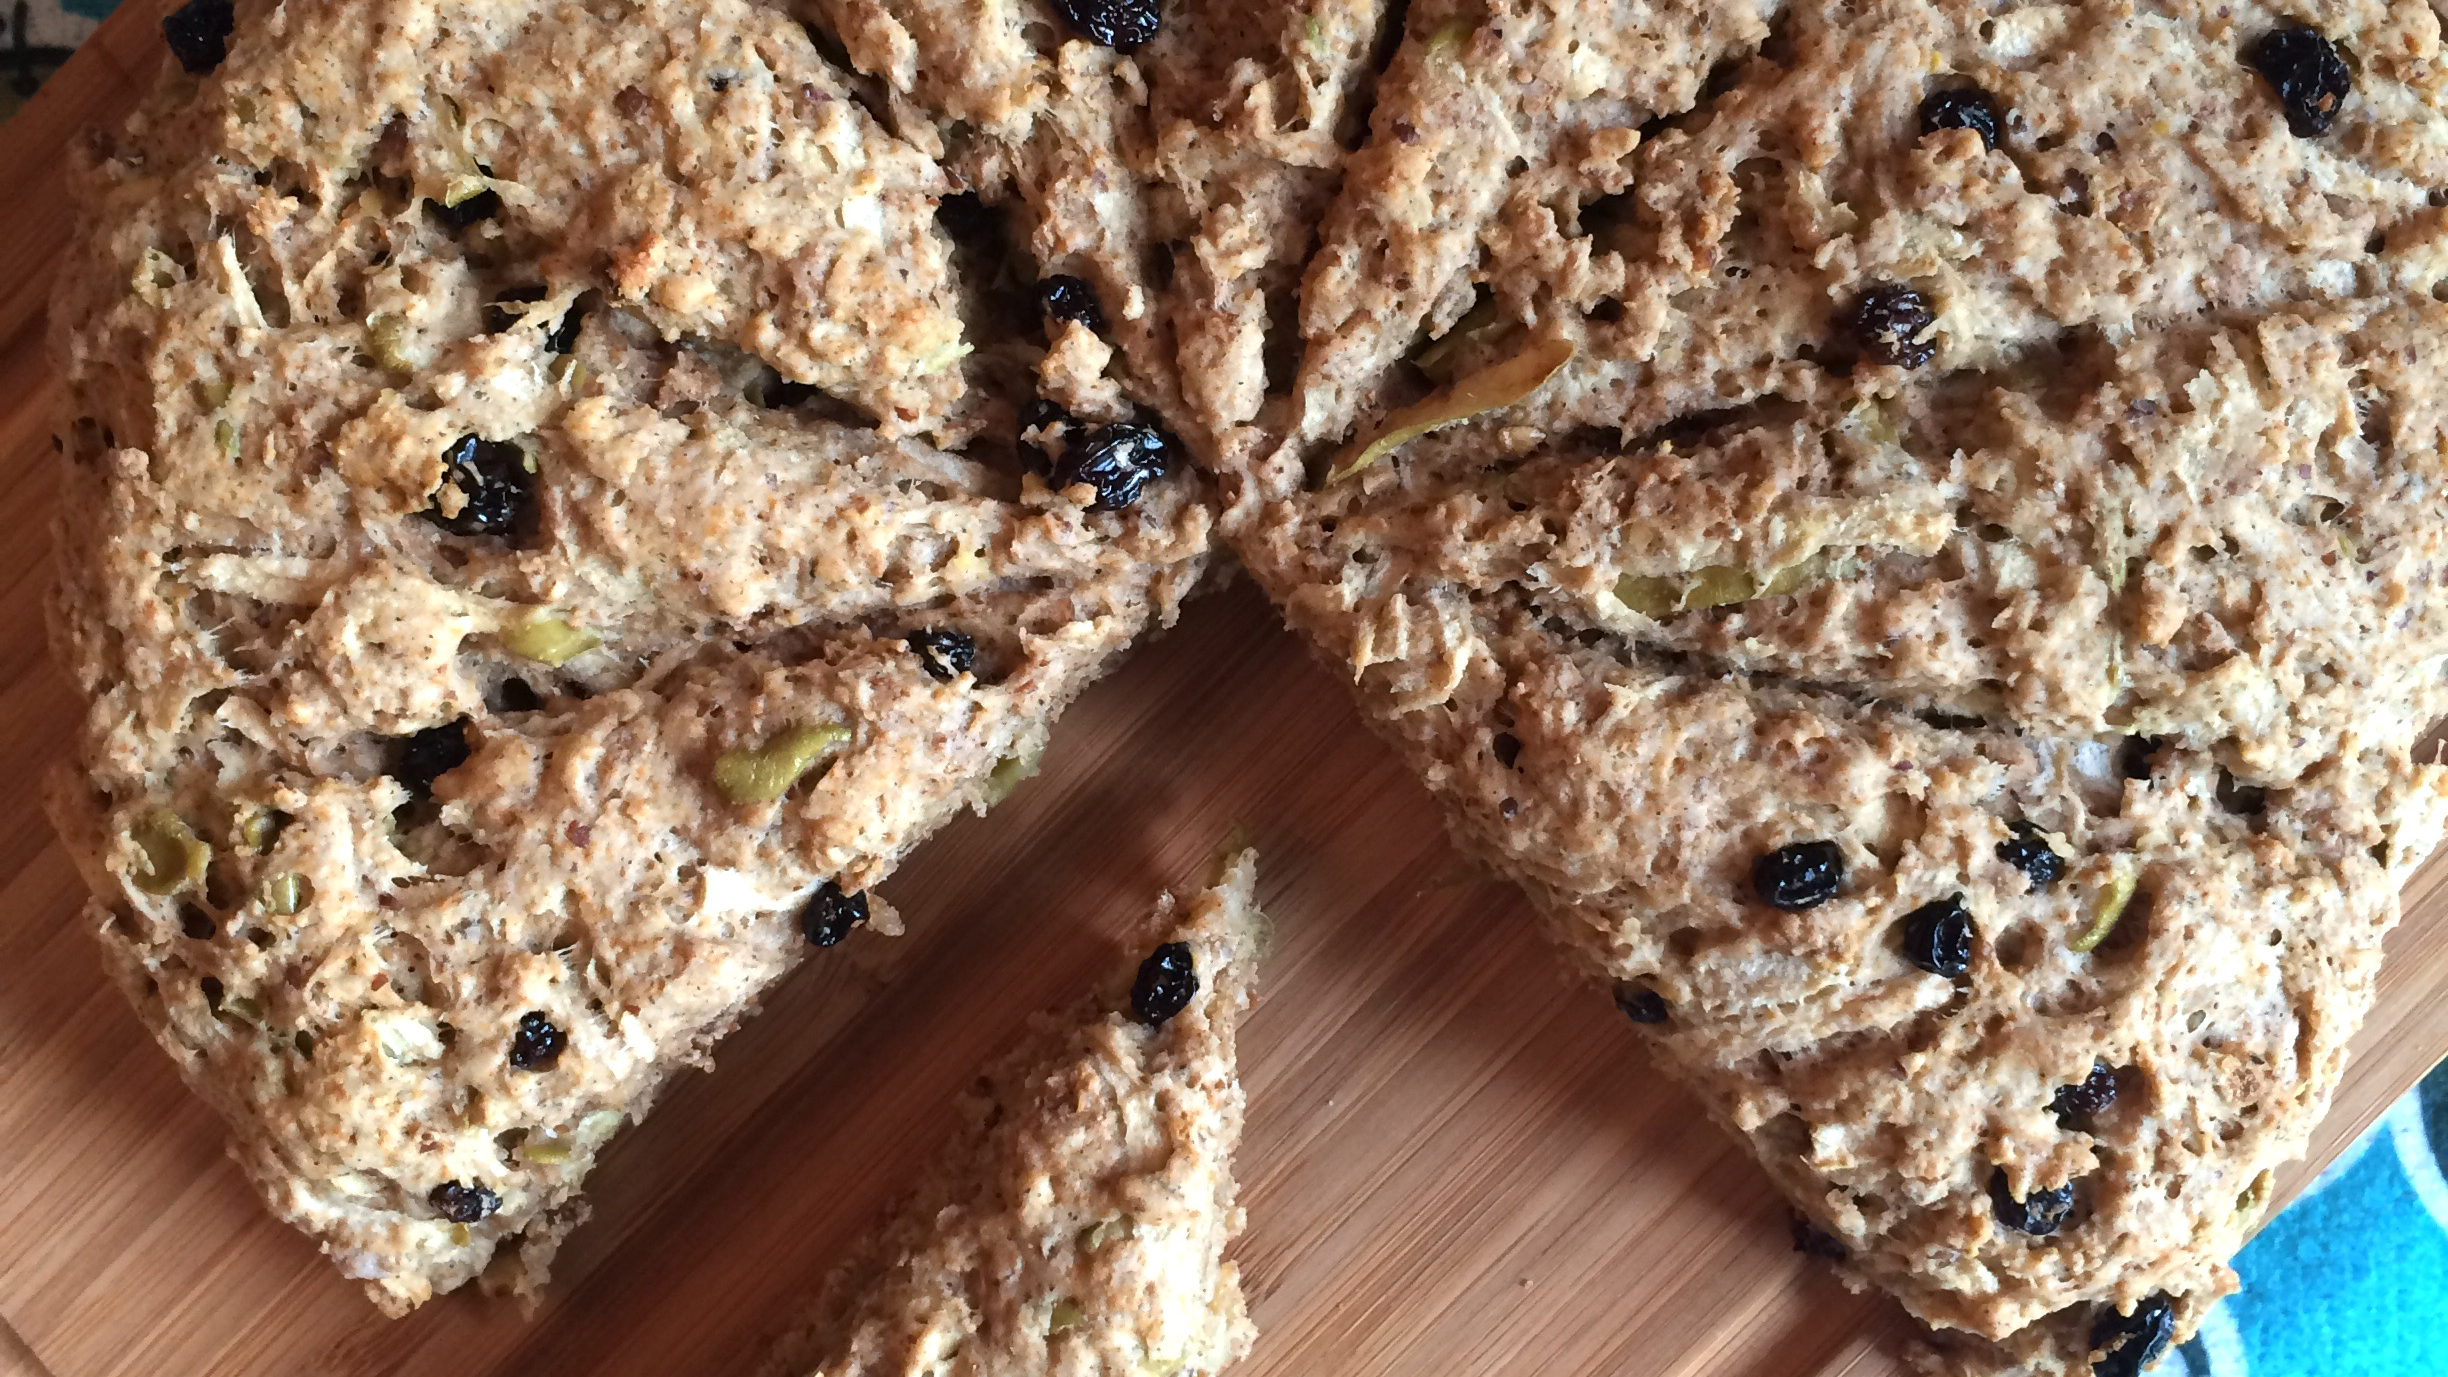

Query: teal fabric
[2171,1061,2448,1376]
[10,5,2448,1373]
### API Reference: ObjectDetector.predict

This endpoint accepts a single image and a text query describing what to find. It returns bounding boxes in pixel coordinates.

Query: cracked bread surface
[799,0,1394,458]
[756,851,1263,1377]
[1229,1,2448,1372]
[48,0,1216,1315]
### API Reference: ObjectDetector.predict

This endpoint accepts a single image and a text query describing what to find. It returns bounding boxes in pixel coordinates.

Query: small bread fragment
[759,850,1264,1377]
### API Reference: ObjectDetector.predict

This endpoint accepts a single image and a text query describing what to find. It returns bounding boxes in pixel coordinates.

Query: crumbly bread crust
[48,0,1216,1315]
[1230,1,2448,1372]
[757,851,1263,1377]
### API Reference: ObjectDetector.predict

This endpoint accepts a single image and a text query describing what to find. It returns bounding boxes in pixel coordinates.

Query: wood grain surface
[4,6,2446,1375]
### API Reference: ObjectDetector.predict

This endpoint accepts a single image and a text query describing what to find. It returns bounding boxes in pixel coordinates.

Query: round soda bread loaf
[46,0,1228,1316]
[756,850,1263,1377]
[1228,2,2448,1373]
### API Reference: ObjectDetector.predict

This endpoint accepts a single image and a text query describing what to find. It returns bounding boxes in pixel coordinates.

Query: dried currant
[2051,1061,2120,1127]
[162,0,235,74]
[1039,275,1107,334]
[1989,1168,2075,1236]
[1996,820,2065,893]
[1050,421,1173,512]
[2247,24,2351,138]
[2089,1293,2176,1377]
[1052,0,1160,52]
[1131,941,1198,1026]
[1843,284,1937,368]
[1918,87,2001,150]
[1613,981,1669,1024]
[1753,840,1846,911]
[1900,893,1975,977]
[508,1011,565,1071]
[424,434,534,537]
[907,629,977,683]
[429,1180,500,1224]
[801,881,868,947]
[390,719,472,800]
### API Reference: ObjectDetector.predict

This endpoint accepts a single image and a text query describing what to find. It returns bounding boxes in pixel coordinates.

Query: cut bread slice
[757,849,1264,1377]
[46,0,1214,1315]
[1228,2,2448,1372]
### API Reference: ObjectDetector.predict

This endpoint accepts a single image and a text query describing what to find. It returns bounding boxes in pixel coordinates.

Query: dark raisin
[907,629,977,683]
[1492,732,1522,767]
[1989,1168,2075,1236]
[1131,941,1198,1026]
[162,0,235,73]
[1052,0,1160,52]
[2117,736,2164,781]
[506,1011,565,1071]
[2051,1060,2120,1126]
[1790,1215,1848,1259]
[1613,981,1669,1024]
[181,905,217,940]
[614,85,650,118]
[426,188,504,232]
[1038,275,1107,334]
[1843,284,1937,368]
[391,719,473,800]
[483,287,582,354]
[1917,87,2001,150]
[1050,421,1173,512]
[201,976,225,1013]
[1753,840,1846,911]
[1997,820,2065,893]
[1017,398,1072,474]
[801,881,868,947]
[429,1180,500,1224]
[2247,24,2351,138]
[1900,893,1975,977]
[2089,1293,2176,1377]
[423,435,534,537]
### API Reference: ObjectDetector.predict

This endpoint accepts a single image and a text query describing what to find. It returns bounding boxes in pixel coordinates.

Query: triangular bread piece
[1231,3,2448,1372]
[758,849,1264,1377]
[47,0,1214,1314]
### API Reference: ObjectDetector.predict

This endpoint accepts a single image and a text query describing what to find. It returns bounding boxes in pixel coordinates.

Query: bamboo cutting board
[6,7,2448,1375]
